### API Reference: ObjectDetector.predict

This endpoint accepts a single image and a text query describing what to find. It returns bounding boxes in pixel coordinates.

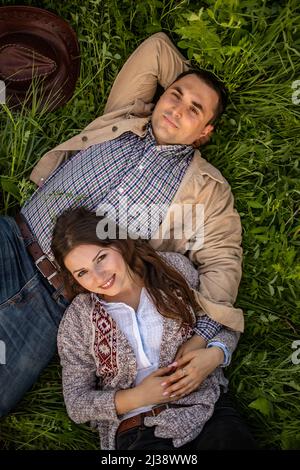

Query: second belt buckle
[35,254,59,286]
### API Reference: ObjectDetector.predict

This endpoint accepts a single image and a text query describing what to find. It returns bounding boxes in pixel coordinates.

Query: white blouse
[100,287,163,419]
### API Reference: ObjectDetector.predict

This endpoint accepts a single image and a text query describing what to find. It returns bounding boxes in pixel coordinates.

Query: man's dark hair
[172,69,228,124]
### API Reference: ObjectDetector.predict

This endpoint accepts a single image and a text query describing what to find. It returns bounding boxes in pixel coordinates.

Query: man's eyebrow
[73,249,103,273]
[172,86,204,112]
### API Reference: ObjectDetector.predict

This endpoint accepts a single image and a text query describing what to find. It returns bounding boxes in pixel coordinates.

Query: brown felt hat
[0,5,80,111]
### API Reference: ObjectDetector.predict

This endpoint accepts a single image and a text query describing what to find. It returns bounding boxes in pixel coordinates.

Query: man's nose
[173,104,184,118]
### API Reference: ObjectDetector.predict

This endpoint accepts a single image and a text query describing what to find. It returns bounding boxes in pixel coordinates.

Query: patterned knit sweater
[57,253,234,449]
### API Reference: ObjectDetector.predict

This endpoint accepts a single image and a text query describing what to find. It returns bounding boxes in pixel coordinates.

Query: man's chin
[157,137,177,145]
[152,128,178,146]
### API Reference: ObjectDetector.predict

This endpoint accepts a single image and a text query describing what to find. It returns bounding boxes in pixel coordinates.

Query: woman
[51,207,234,450]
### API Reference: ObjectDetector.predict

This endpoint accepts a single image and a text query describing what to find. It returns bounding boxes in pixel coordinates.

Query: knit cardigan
[57,253,231,449]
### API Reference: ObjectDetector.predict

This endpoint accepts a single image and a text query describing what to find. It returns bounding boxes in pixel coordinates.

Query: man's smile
[163,114,179,128]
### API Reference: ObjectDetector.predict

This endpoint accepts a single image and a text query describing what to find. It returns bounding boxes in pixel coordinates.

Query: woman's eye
[97,254,106,263]
[77,271,86,278]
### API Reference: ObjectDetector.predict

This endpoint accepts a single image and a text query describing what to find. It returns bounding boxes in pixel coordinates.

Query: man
[0,33,255,448]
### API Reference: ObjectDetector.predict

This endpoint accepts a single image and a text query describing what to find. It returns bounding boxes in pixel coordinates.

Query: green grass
[0,0,299,450]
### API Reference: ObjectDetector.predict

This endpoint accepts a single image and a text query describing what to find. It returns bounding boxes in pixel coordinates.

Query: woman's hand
[115,365,180,414]
[160,346,224,399]
[135,366,180,407]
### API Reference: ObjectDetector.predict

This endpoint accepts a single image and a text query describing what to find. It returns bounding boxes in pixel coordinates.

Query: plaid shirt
[22,125,193,257]
[21,125,223,345]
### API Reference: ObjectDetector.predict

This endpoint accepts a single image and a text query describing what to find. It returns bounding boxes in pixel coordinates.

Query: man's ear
[193,124,214,147]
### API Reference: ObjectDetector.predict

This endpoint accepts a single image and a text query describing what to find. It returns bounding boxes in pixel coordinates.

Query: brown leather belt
[15,213,67,298]
[117,405,169,435]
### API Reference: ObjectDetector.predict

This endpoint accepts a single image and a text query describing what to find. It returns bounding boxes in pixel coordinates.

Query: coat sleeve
[207,328,240,357]
[57,295,120,425]
[158,250,241,354]
[189,180,244,332]
[104,32,189,114]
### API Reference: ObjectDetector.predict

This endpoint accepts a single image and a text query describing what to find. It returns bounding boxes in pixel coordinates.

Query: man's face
[151,74,219,146]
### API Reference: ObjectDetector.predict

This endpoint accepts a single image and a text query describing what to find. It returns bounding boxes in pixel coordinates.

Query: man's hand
[175,334,207,360]
[161,346,224,399]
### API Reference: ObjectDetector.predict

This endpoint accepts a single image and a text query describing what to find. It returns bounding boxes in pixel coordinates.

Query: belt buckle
[35,254,59,286]
[150,404,169,417]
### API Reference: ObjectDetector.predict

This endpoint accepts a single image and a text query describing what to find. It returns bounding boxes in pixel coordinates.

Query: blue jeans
[0,216,68,417]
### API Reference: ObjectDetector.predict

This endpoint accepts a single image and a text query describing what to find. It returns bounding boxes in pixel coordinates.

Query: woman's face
[64,244,133,298]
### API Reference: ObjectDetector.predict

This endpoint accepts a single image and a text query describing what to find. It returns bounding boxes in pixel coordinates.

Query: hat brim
[0,5,80,111]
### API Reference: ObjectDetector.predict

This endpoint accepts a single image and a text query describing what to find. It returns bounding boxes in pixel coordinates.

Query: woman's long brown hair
[51,207,199,326]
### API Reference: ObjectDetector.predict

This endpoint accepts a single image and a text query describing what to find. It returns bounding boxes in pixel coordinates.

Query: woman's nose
[92,267,105,283]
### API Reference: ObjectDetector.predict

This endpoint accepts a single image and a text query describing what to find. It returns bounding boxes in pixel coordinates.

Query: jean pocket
[0,273,64,327]
[0,273,40,307]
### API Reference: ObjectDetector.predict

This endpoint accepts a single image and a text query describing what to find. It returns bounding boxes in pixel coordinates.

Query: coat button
[112,126,118,132]
[81,135,88,142]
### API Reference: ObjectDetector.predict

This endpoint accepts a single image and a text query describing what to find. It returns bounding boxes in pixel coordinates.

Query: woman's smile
[99,274,116,289]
